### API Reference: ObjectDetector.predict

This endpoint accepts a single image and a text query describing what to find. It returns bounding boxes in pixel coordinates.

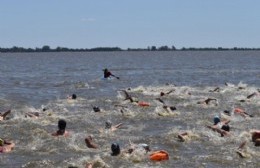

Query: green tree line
[0,45,259,53]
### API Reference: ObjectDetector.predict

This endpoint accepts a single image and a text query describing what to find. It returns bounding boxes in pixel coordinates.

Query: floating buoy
[149,150,169,161]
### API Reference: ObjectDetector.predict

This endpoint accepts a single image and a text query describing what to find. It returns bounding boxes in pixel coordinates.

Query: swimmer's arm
[111,123,123,132]
[238,141,246,150]
[98,128,104,133]
[206,125,221,133]
[178,132,188,141]
[25,112,38,118]
[223,119,231,125]
[114,123,123,128]
[212,127,228,136]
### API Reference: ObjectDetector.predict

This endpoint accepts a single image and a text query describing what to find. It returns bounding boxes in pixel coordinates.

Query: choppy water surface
[0,51,259,168]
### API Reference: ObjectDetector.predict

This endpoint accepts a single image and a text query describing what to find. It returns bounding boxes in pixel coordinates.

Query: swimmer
[178,132,189,142]
[236,130,260,158]
[127,140,150,154]
[160,89,175,96]
[120,90,138,103]
[233,107,253,118]
[156,98,177,113]
[212,115,230,128]
[197,98,218,105]
[223,110,231,116]
[25,112,40,119]
[114,104,129,115]
[110,142,149,157]
[236,141,248,158]
[52,119,70,137]
[92,105,101,112]
[67,94,77,100]
[0,138,15,153]
[85,135,98,149]
[251,130,260,146]
[209,87,220,92]
[206,124,231,137]
[103,68,120,79]
[111,143,121,156]
[0,110,11,121]
[247,92,259,99]
[99,120,123,133]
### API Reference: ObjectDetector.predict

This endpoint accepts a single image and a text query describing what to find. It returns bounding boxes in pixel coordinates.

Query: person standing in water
[103,68,120,79]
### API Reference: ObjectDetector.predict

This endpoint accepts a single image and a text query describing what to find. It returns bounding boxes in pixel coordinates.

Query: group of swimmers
[177,86,260,158]
[1,69,259,167]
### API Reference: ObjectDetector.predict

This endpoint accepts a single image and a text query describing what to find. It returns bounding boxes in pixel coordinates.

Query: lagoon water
[0,51,259,167]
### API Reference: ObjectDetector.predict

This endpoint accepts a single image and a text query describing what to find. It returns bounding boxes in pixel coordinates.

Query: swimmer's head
[221,124,230,132]
[170,106,177,111]
[72,94,77,100]
[223,110,231,116]
[93,106,100,112]
[105,120,112,129]
[34,112,40,117]
[213,116,221,125]
[58,119,67,130]
[139,143,150,152]
[0,138,4,146]
[111,143,120,156]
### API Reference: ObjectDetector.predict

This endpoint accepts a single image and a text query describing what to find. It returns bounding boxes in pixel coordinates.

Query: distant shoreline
[1,45,260,53]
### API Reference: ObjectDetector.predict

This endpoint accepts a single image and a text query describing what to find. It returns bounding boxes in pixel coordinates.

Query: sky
[0,0,259,49]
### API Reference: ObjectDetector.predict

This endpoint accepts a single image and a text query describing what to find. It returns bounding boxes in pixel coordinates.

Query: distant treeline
[1,45,260,53]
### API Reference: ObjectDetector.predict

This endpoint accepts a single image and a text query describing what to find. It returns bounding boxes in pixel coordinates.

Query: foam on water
[1,79,260,166]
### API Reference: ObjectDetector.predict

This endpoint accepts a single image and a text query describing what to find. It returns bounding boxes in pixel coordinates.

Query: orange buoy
[149,150,169,161]
[138,101,150,107]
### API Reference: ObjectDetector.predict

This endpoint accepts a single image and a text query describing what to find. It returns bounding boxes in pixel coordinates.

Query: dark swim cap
[223,110,231,116]
[221,124,230,132]
[213,116,220,125]
[58,119,67,130]
[111,143,120,156]
[170,106,177,111]
[72,94,77,99]
[93,106,101,112]
[105,120,112,129]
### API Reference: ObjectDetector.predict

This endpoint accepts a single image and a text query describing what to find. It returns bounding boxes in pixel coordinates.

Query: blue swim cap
[213,116,220,125]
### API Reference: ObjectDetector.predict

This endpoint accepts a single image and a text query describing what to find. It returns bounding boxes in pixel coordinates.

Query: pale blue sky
[0,0,259,49]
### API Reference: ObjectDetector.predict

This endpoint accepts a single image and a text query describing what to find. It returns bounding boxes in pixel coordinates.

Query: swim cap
[170,106,177,111]
[111,143,120,156]
[223,110,231,116]
[93,106,100,112]
[105,120,112,129]
[0,138,3,146]
[58,119,67,130]
[138,143,150,151]
[72,94,77,99]
[221,124,230,132]
[213,116,220,125]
